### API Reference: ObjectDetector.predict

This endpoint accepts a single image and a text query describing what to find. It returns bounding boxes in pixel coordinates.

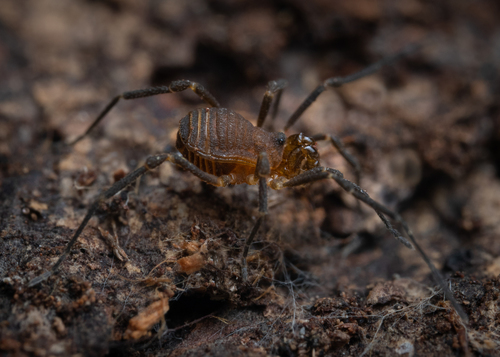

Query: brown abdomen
[176,108,258,177]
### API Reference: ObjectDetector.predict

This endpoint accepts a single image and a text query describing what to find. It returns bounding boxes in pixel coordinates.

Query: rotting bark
[1,0,500,356]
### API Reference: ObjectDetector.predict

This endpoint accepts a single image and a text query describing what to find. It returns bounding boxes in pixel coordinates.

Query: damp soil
[1,1,500,356]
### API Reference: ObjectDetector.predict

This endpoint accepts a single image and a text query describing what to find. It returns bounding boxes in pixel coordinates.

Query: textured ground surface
[1,0,500,356]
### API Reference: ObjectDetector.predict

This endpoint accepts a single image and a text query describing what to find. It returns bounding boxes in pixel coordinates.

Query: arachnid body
[175,107,318,186]
[29,43,467,323]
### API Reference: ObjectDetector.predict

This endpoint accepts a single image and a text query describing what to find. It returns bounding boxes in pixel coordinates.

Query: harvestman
[29,43,467,323]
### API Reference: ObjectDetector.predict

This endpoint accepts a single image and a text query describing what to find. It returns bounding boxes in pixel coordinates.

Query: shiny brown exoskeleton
[176,107,318,186]
[29,43,467,325]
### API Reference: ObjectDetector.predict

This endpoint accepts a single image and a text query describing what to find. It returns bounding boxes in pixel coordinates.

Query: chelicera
[29,44,467,323]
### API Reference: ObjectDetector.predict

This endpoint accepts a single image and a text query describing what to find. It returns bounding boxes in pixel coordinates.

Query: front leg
[312,133,361,184]
[281,166,468,323]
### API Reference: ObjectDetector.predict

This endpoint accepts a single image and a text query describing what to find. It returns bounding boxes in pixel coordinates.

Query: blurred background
[1,0,499,356]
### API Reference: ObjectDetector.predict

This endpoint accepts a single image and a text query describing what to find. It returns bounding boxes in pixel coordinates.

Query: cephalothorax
[29,43,467,323]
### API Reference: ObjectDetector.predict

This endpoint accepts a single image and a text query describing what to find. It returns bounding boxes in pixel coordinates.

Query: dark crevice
[397,166,454,212]
[166,293,228,329]
[487,136,500,178]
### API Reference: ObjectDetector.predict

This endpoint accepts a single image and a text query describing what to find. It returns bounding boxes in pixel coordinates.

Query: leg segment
[168,151,232,187]
[28,154,170,287]
[70,80,220,145]
[312,133,361,184]
[283,43,421,131]
[241,152,270,281]
[29,150,231,287]
[257,79,287,128]
[282,166,468,323]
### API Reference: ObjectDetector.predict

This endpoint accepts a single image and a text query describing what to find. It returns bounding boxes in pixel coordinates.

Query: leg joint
[256,152,271,178]
[217,175,232,187]
[169,80,190,92]
[145,154,169,170]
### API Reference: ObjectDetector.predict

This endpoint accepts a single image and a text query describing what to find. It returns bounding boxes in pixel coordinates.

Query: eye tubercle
[275,132,286,146]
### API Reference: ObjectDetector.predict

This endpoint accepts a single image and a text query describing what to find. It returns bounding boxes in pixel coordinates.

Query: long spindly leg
[312,133,361,184]
[241,152,271,281]
[281,166,468,323]
[70,80,221,145]
[29,151,232,287]
[256,79,287,129]
[283,43,421,131]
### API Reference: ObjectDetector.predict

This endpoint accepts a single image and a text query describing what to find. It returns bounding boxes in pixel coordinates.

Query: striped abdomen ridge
[177,108,257,170]
[183,146,220,176]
